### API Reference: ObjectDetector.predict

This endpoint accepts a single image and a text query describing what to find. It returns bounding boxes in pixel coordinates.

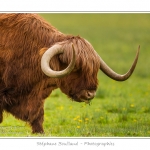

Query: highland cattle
[0,14,139,133]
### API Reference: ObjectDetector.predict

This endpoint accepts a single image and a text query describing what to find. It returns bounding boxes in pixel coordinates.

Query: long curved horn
[41,44,76,78]
[99,45,140,81]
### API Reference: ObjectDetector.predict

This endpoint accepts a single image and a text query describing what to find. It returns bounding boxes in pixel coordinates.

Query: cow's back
[0,14,65,92]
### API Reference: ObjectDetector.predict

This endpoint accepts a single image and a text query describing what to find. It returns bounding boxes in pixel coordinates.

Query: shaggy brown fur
[0,14,100,133]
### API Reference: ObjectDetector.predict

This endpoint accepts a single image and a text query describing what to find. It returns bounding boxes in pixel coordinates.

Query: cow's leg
[29,84,55,134]
[30,108,44,134]
[0,110,3,123]
[5,96,45,133]
[26,97,45,134]
[5,82,54,134]
[0,104,3,123]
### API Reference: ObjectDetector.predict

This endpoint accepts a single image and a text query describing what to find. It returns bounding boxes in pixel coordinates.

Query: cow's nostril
[87,92,92,97]
[86,91,96,99]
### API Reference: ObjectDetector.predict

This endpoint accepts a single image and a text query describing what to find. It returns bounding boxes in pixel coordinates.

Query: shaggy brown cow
[0,14,139,133]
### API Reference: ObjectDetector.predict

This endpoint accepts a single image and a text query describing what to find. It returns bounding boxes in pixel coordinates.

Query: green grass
[1,13,150,137]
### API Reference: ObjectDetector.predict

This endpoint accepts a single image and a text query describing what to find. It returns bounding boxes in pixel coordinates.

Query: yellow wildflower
[69,106,72,110]
[73,117,77,121]
[85,118,89,121]
[57,106,64,110]
[130,104,135,108]
[78,119,82,122]
[122,107,126,111]
[77,126,80,129]
[100,116,104,120]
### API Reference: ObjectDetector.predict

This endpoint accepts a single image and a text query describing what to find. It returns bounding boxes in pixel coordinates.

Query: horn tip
[137,45,140,54]
[138,45,140,50]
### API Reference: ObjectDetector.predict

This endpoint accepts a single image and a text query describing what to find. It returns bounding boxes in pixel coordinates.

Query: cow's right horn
[41,44,76,78]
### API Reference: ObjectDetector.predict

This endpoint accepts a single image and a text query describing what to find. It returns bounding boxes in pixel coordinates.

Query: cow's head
[41,36,139,103]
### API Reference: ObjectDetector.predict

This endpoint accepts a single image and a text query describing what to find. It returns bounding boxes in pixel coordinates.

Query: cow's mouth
[69,90,96,103]
[70,97,92,104]
[80,99,92,104]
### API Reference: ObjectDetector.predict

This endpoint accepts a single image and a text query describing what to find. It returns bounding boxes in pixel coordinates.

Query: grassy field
[0,13,150,137]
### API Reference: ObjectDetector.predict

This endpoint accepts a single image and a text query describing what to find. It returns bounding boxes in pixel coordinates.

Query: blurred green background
[1,13,150,137]
[40,13,149,77]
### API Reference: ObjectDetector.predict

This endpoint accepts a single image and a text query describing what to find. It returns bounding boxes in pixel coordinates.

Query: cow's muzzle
[70,90,96,103]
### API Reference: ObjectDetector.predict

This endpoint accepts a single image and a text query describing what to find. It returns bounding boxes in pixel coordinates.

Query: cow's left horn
[99,45,140,81]
[41,44,76,78]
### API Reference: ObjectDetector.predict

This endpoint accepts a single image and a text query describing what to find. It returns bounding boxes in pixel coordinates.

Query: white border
[0,137,150,150]
[0,0,150,12]
[0,1,150,150]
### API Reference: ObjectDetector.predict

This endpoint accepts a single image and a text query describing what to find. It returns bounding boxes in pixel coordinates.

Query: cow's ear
[39,47,48,56]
